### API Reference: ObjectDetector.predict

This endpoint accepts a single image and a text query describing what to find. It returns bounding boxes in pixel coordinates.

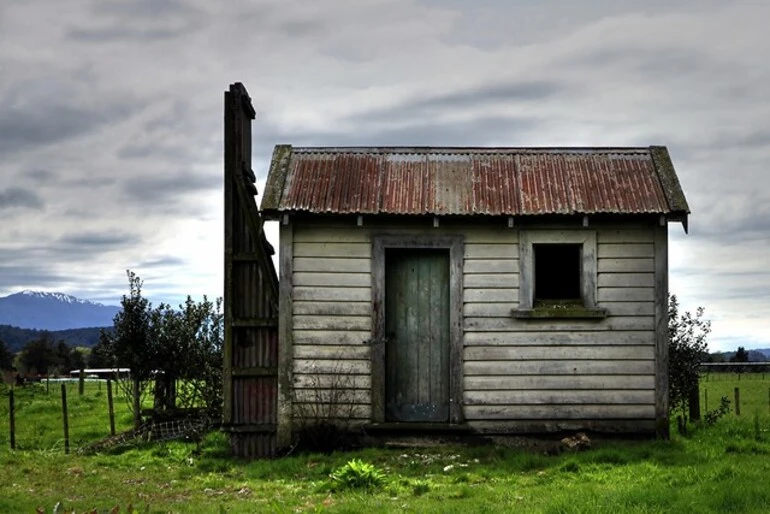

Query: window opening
[533,243,582,303]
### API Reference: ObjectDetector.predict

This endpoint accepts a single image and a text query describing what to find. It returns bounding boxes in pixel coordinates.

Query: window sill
[511,305,608,320]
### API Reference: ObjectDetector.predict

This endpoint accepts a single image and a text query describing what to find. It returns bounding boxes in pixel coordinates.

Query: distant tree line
[0,333,89,376]
[0,324,109,354]
[704,346,768,363]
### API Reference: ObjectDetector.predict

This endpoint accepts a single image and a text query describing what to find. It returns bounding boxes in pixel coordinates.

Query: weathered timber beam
[222,424,277,434]
[231,366,278,377]
[231,317,278,328]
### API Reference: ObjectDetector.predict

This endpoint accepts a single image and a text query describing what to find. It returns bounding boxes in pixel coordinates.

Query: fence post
[107,379,116,436]
[688,382,701,421]
[734,387,741,417]
[132,379,141,430]
[61,384,70,455]
[9,389,15,450]
[79,368,85,396]
[704,388,709,413]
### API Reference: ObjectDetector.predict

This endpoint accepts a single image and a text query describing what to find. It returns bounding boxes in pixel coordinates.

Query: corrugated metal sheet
[267,147,679,216]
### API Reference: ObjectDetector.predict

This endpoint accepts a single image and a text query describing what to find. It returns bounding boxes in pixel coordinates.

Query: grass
[0,380,138,451]
[0,376,768,512]
[701,373,769,417]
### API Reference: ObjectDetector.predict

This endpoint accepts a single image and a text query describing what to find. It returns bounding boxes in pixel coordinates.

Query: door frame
[371,234,464,424]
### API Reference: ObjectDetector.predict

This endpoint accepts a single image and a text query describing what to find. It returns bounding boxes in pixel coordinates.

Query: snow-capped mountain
[0,290,120,330]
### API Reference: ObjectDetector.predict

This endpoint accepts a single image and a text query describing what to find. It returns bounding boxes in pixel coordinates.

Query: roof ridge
[291,146,654,155]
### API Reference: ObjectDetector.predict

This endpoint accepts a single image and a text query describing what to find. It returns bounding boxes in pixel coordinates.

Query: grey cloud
[67,26,195,42]
[24,169,58,184]
[117,142,188,160]
[562,45,711,77]
[258,115,541,149]
[0,264,70,291]
[0,187,44,210]
[123,172,220,203]
[138,256,187,268]
[714,130,770,151]
[58,231,141,248]
[0,96,144,157]
[346,81,567,124]
[67,0,203,42]
[61,176,118,189]
[93,0,200,18]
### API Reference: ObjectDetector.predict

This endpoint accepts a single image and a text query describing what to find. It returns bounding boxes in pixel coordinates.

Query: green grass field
[0,380,138,451]
[700,373,770,417]
[0,375,768,513]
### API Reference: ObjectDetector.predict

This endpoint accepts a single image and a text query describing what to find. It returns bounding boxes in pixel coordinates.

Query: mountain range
[0,290,120,331]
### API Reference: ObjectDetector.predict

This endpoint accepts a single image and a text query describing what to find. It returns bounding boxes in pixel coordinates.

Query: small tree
[668,294,710,430]
[0,339,14,371]
[19,333,58,376]
[108,270,154,428]
[100,270,224,427]
[730,346,749,363]
[89,332,115,369]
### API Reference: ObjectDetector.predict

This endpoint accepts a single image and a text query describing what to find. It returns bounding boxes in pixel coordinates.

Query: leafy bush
[668,294,711,427]
[329,459,386,491]
[703,396,731,425]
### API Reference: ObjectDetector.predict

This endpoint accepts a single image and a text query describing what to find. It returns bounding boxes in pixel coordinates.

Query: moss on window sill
[511,301,607,320]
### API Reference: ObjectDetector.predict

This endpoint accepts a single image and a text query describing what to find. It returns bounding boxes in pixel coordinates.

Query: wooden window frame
[513,230,607,319]
[370,234,465,424]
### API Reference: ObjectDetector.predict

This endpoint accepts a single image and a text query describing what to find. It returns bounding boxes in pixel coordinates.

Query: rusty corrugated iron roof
[261,146,689,219]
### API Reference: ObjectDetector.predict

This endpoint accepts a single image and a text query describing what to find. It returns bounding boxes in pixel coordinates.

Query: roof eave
[649,146,690,214]
[260,144,293,212]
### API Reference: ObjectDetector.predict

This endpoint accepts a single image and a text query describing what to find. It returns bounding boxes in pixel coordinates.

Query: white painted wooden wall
[288,220,657,432]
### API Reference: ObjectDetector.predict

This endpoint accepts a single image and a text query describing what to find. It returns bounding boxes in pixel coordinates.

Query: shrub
[329,459,386,491]
[703,396,731,425]
[668,294,710,428]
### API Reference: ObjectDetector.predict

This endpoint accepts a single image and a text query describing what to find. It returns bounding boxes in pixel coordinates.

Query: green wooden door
[385,249,450,422]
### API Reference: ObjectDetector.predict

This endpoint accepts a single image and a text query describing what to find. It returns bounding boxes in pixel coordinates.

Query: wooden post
[688,381,700,421]
[9,389,15,450]
[132,379,141,430]
[107,379,116,436]
[46,376,49,394]
[61,384,70,455]
[78,368,85,396]
[704,388,709,413]
[734,387,741,416]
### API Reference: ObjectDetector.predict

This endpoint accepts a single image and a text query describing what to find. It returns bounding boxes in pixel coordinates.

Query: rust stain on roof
[263,147,686,217]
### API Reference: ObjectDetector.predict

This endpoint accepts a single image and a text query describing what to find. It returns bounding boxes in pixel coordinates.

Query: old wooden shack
[259,145,689,447]
[222,85,690,457]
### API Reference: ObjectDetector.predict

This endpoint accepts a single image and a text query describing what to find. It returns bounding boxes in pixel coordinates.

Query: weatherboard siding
[287,220,658,431]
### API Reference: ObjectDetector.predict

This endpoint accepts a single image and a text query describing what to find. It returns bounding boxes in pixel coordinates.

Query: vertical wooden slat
[277,220,294,448]
[654,224,669,438]
[448,238,464,424]
[223,89,235,425]
[371,239,386,423]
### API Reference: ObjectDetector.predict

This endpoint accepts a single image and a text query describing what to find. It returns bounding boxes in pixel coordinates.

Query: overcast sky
[1,0,768,351]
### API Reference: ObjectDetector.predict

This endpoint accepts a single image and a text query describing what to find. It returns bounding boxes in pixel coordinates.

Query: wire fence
[0,379,134,454]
